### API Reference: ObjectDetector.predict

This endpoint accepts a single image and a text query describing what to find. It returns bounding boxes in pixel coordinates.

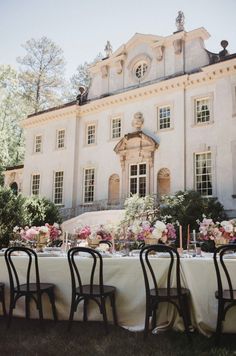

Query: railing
[59,199,126,221]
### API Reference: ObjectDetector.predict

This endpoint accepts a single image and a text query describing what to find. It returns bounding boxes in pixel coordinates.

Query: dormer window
[135,61,148,79]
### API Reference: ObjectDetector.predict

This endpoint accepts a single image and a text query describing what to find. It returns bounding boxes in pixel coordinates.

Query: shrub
[0,187,28,246]
[24,196,62,226]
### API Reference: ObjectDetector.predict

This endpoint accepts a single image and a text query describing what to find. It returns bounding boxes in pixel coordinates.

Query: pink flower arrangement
[198,218,236,243]
[75,225,91,240]
[13,224,62,243]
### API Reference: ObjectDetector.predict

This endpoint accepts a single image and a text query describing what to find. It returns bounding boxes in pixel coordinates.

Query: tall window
[195,98,210,124]
[195,152,212,196]
[31,174,40,195]
[158,106,171,129]
[87,124,96,145]
[111,117,121,139]
[84,168,95,203]
[57,129,65,149]
[34,135,42,153]
[129,163,146,197]
[53,171,64,205]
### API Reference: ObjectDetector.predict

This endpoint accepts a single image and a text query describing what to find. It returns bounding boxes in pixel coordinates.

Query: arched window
[10,182,18,195]
[157,168,170,196]
[108,174,120,205]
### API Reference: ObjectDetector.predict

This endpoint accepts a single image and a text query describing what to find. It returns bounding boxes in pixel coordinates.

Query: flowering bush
[198,218,236,243]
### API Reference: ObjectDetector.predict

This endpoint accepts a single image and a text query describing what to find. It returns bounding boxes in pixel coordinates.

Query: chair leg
[68,295,76,331]
[110,294,118,326]
[25,295,30,320]
[215,301,224,346]
[7,295,15,328]
[179,296,191,343]
[37,293,44,323]
[1,288,6,317]
[83,298,88,322]
[47,289,58,322]
[144,299,151,339]
[101,296,109,334]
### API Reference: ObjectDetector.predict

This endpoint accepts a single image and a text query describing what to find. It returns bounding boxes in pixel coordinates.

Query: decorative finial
[175,11,185,32]
[104,41,113,57]
[219,40,229,58]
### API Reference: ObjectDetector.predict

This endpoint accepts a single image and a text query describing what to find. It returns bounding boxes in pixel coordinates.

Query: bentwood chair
[140,244,192,340]
[67,247,118,333]
[98,240,112,248]
[0,282,6,317]
[213,244,236,345]
[5,247,57,327]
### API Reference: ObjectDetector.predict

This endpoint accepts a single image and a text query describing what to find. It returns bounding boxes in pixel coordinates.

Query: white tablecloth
[1,254,236,336]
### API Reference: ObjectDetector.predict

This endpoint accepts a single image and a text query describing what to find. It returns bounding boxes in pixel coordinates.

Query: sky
[0,0,236,79]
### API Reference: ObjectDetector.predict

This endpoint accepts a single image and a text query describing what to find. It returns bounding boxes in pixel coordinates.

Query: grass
[0,318,236,356]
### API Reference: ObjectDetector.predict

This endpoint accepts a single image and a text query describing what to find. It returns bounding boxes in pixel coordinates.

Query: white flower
[39,226,49,234]
[152,220,167,240]
[53,223,60,229]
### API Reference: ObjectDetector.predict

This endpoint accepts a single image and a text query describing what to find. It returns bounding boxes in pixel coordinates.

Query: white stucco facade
[4,26,236,218]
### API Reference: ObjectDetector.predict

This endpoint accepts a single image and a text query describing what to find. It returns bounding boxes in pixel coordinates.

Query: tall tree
[17,37,65,114]
[0,65,26,184]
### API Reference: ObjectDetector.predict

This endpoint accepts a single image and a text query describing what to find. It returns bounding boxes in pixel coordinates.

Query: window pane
[196,98,210,123]
[35,135,42,153]
[139,164,146,175]
[87,125,96,145]
[53,171,64,204]
[112,118,121,139]
[139,177,146,197]
[31,174,40,195]
[195,153,212,196]
[159,106,171,129]
[57,129,65,149]
[84,168,95,203]
[130,165,137,176]
[130,177,137,195]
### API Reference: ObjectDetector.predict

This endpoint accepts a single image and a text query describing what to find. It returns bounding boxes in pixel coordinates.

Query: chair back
[5,247,41,293]
[67,247,104,295]
[213,244,236,300]
[99,240,112,248]
[140,244,181,297]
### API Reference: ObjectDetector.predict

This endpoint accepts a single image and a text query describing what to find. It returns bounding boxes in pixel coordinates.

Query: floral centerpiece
[198,217,236,246]
[12,223,62,250]
[74,224,113,248]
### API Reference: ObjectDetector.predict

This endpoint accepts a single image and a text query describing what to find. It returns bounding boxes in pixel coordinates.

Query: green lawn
[0,318,236,356]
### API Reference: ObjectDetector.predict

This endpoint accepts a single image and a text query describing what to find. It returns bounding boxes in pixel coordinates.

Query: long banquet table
[0,252,236,336]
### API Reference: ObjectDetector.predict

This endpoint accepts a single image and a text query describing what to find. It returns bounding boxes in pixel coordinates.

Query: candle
[187,225,190,249]
[179,225,182,249]
[193,229,196,243]
[65,231,68,252]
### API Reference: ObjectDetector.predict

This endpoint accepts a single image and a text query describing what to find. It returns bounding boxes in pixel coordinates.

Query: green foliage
[0,188,62,246]
[160,190,227,230]
[24,196,62,226]
[0,187,27,246]
[121,194,157,225]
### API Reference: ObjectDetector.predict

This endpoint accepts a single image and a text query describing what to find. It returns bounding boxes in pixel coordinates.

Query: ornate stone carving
[101,65,108,78]
[132,112,144,131]
[175,11,185,32]
[115,60,123,74]
[173,39,183,55]
[155,46,164,61]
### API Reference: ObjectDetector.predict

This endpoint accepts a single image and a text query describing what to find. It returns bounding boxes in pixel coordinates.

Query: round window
[135,62,148,79]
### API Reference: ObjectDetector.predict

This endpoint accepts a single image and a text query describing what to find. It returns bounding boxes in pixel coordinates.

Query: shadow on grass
[0,318,236,356]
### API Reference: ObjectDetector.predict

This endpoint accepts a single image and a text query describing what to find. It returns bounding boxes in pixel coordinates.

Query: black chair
[5,246,57,327]
[67,247,118,332]
[0,283,6,317]
[213,244,236,345]
[98,240,112,248]
[140,244,192,340]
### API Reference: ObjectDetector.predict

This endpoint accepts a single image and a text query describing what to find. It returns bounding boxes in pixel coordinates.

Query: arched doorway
[108,174,120,205]
[10,182,18,195]
[157,168,170,195]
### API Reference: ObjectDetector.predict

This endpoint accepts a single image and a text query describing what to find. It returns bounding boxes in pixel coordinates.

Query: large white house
[4,18,236,219]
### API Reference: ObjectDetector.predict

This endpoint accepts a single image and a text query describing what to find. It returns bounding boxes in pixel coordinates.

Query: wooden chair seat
[150,287,190,298]
[75,284,116,297]
[15,283,56,294]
